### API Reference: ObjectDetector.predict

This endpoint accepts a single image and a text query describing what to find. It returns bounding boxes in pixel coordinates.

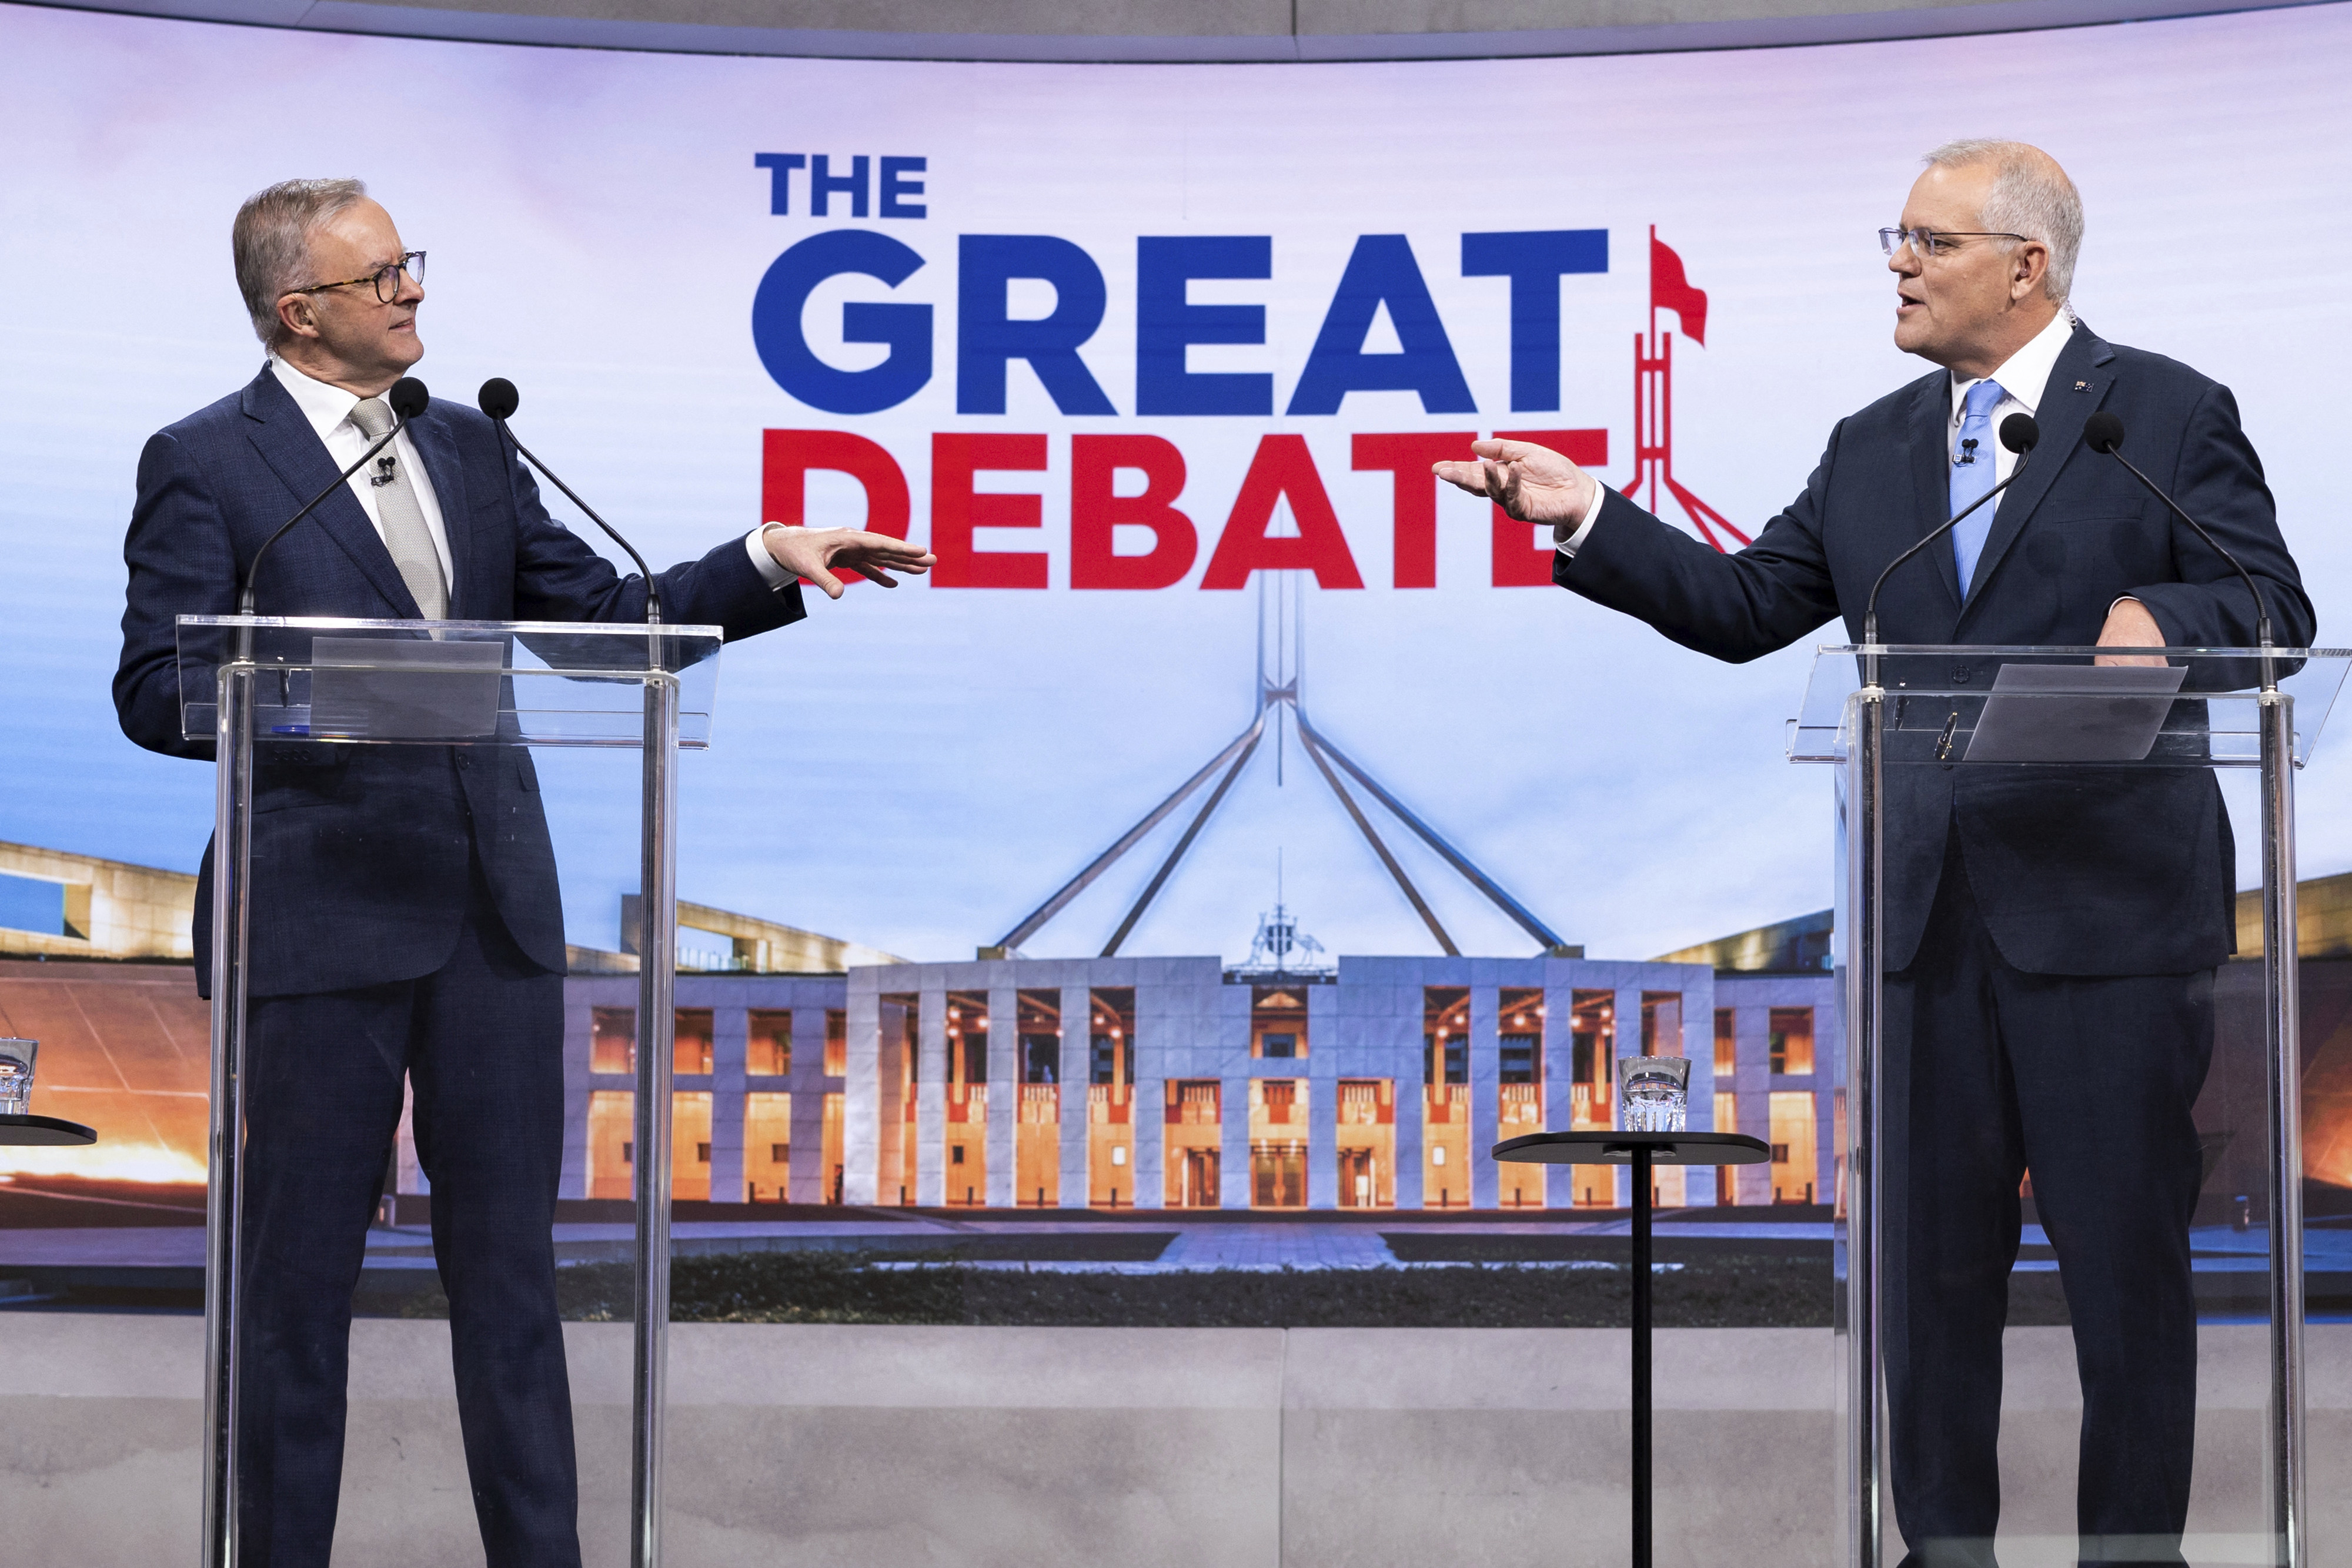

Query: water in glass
[1618,1054,1688,1134]
[0,1039,33,1116]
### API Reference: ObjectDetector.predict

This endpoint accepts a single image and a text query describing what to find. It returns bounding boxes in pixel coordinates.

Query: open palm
[762,526,937,598]
[1432,438,1596,527]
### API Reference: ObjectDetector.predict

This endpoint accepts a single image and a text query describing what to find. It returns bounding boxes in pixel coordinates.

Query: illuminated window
[1769,1090,1819,1203]
[1498,988,1546,1208]
[1424,986,1468,1086]
[674,1009,714,1076]
[1252,986,1308,1058]
[1566,990,1617,1205]
[1337,1079,1394,1209]
[947,992,988,1085]
[747,1010,791,1076]
[1015,989,1061,1206]
[587,1089,632,1199]
[745,1092,791,1201]
[1571,991,1615,1099]
[672,1092,711,1201]
[944,992,988,1201]
[1769,1008,1815,1075]
[1090,987,1137,1086]
[1088,988,1137,1208]
[1250,1080,1308,1209]
[1165,1080,1221,1209]
[591,1008,634,1075]
[1019,989,1061,1084]
[1714,1008,1736,1074]
[1499,987,1543,1084]
[823,1091,844,1205]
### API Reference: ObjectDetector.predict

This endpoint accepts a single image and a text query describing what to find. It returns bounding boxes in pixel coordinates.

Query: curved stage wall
[23,0,2341,59]
[0,0,2346,967]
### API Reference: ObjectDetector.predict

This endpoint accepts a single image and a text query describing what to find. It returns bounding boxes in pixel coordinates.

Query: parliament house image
[559,952,1839,1214]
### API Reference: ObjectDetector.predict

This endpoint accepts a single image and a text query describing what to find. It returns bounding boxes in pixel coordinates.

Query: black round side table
[0,1114,96,1145]
[1492,1129,1772,1568]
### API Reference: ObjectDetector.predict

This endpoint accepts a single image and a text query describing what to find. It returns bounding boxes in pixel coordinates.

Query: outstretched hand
[1432,439,1599,534]
[761,526,937,599]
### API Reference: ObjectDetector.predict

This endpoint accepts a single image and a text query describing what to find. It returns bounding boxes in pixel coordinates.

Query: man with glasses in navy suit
[113,178,932,1567]
[1439,142,2311,1568]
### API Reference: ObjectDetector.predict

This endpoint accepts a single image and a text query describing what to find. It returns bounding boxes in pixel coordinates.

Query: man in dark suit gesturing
[113,179,932,1567]
[1439,142,2311,1567]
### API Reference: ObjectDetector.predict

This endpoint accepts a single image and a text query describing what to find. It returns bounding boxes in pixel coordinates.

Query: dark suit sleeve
[2125,383,2314,649]
[115,430,235,761]
[2126,383,2305,648]
[498,443,807,641]
[1552,424,1844,663]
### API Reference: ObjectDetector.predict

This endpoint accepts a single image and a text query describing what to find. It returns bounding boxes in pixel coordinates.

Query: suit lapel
[238,369,422,617]
[1956,325,2114,623]
[1906,372,1965,613]
[406,407,473,617]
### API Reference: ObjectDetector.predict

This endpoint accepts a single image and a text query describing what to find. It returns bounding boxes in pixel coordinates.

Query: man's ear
[2012,242,2050,302]
[276,294,318,340]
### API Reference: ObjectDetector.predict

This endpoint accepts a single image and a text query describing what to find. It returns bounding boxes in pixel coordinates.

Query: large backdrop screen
[2,0,2346,965]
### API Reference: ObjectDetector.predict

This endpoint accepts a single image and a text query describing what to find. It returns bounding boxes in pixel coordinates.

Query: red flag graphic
[1651,232,1708,347]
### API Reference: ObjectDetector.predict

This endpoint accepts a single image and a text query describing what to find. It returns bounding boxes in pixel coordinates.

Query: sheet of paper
[308,636,506,740]
[1962,662,2188,763]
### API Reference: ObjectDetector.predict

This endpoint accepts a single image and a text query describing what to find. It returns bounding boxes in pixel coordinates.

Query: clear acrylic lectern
[176,613,723,1568]
[1790,643,2350,1568]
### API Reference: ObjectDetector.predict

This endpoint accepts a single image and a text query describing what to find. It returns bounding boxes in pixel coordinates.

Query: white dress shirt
[1946,305,2076,489]
[1556,305,2080,558]
[270,356,454,584]
[273,356,795,597]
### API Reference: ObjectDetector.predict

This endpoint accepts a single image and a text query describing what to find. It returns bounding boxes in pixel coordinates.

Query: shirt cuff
[1554,484,1609,558]
[747,524,795,591]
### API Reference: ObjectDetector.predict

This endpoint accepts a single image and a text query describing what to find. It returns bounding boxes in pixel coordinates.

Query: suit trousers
[237,863,580,1568]
[1883,831,2213,1568]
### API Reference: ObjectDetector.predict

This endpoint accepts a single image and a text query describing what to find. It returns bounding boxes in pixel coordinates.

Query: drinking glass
[0,1038,35,1116]
[1616,1054,1688,1133]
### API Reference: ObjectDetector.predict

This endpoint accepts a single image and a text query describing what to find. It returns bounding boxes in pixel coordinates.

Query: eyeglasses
[291,250,426,303]
[1879,228,2029,260]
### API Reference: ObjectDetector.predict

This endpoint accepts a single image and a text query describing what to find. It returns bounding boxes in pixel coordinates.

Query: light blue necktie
[1948,377,2007,599]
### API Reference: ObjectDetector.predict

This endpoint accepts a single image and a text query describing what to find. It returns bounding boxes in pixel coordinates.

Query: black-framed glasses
[1879,228,2029,260]
[292,250,426,303]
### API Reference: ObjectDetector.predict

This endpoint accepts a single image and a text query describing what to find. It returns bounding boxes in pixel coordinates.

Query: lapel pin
[2074,380,2090,392]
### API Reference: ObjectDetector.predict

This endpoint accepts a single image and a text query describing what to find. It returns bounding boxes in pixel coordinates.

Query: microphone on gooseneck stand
[1862,412,2042,656]
[477,378,662,624]
[2082,412,2274,666]
[239,376,430,616]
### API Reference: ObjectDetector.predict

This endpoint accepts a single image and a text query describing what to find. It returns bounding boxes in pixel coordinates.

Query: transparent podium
[1790,643,2350,1568]
[176,613,722,1568]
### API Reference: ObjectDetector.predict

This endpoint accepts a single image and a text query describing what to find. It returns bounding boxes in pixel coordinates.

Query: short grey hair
[1922,139,2083,304]
[232,178,369,347]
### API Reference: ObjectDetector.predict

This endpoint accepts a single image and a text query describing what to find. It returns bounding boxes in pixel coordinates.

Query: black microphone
[238,376,429,616]
[2082,411,2273,650]
[477,378,662,623]
[1862,411,2041,648]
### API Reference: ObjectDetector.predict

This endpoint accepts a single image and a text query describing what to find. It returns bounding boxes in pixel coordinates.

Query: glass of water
[1618,1054,1689,1134]
[0,1039,34,1116]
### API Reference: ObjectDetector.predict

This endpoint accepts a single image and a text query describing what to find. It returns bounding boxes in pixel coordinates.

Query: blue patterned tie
[1949,378,2006,599]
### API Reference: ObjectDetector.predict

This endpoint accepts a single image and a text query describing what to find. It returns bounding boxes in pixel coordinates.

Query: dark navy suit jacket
[115,365,805,997]
[1558,322,2313,975]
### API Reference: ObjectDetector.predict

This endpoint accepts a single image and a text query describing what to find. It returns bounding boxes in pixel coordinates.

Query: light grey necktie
[348,397,449,618]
